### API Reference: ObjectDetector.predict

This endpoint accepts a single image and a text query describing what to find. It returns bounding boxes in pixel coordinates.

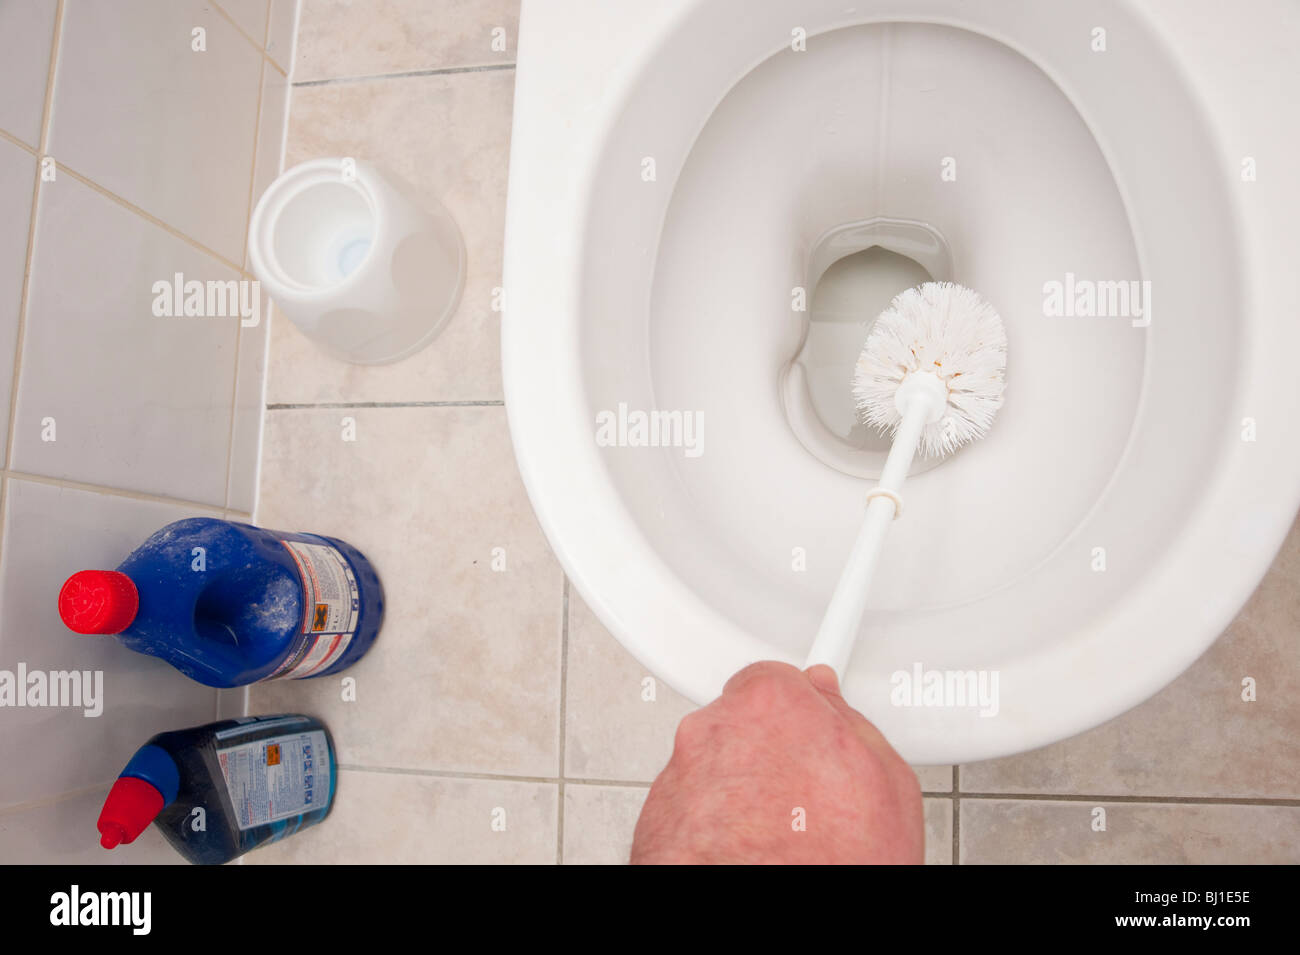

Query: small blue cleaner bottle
[57,518,383,687]
[97,714,336,864]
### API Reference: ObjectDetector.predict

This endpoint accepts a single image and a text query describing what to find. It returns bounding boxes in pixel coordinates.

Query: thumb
[804,663,842,696]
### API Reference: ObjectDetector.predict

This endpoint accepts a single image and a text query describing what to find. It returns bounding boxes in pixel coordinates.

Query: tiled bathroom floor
[247,0,1300,864]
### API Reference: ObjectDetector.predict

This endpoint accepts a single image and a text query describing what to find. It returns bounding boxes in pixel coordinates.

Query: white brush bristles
[853,282,1007,458]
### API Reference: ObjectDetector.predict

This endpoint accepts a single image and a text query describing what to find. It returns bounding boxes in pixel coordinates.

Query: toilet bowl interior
[502,0,1253,760]
[599,23,1153,640]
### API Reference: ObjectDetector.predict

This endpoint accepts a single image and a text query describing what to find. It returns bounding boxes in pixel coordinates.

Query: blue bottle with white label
[97,714,336,864]
[57,518,384,687]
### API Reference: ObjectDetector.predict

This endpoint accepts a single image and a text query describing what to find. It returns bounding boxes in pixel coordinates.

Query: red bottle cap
[97,776,164,849]
[58,570,139,634]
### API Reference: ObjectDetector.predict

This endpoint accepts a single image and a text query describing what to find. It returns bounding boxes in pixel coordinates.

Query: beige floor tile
[564,592,697,782]
[960,798,1300,864]
[562,784,647,865]
[923,797,954,865]
[915,764,953,793]
[961,513,1300,799]
[562,784,952,865]
[248,769,557,863]
[248,406,563,776]
[266,69,512,404]
[293,0,519,81]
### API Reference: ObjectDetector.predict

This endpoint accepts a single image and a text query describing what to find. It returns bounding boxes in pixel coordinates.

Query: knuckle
[671,709,711,753]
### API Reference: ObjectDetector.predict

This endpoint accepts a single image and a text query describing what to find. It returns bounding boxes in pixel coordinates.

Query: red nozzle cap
[58,570,138,634]
[97,776,164,849]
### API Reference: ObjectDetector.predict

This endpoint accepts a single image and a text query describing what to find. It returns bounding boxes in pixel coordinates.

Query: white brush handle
[805,373,946,676]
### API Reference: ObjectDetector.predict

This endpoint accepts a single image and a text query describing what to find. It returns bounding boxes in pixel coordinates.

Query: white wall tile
[0,142,36,459]
[0,0,279,864]
[0,785,185,864]
[218,0,270,46]
[49,0,263,263]
[0,479,219,810]
[0,1,57,147]
[226,297,269,512]
[250,61,290,229]
[12,173,239,505]
[266,0,301,73]
[225,57,288,513]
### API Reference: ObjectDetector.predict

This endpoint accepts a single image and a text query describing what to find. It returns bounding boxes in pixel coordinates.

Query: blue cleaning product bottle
[58,518,384,687]
[97,714,336,864]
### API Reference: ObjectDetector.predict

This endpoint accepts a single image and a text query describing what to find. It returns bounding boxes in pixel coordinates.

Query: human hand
[630,661,924,864]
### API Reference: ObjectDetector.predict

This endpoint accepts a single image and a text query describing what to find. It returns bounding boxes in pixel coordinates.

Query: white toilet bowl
[503,0,1300,763]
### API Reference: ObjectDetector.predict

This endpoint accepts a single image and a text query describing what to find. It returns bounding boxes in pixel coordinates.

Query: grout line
[556,576,571,864]
[244,305,274,521]
[956,791,1300,807]
[0,127,37,156]
[267,400,505,409]
[315,764,1300,810]
[2,469,229,514]
[0,779,116,818]
[335,763,655,789]
[51,160,249,275]
[209,0,265,56]
[0,160,257,283]
[951,765,960,865]
[563,779,654,790]
[260,0,273,50]
[222,33,272,511]
[0,0,64,568]
[210,0,286,78]
[246,1,289,520]
[35,1,61,156]
[562,778,649,790]
[293,62,516,87]
[276,0,302,81]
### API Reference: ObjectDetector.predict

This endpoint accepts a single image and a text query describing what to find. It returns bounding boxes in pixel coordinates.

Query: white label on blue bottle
[266,540,361,680]
[217,729,330,830]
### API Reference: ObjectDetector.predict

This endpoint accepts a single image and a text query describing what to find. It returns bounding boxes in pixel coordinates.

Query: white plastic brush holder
[248,157,466,364]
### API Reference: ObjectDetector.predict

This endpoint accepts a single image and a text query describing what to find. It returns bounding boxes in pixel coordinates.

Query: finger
[804,664,841,696]
[804,666,903,760]
[721,659,804,698]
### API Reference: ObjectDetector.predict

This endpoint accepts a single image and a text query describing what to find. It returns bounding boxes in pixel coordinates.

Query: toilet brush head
[853,281,1007,457]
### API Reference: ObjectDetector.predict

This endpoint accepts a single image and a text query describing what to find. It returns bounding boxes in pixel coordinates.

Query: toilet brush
[805,282,1008,676]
